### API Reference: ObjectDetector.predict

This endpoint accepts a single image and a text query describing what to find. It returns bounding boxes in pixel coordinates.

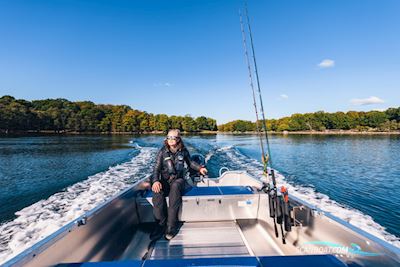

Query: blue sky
[0,0,399,124]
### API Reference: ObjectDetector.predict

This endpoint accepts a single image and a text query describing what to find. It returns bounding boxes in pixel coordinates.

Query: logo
[300,241,382,257]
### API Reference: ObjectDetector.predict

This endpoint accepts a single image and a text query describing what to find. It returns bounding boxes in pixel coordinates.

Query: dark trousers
[152,178,185,231]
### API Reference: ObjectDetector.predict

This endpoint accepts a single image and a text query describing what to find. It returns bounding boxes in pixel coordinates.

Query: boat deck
[149,221,252,260]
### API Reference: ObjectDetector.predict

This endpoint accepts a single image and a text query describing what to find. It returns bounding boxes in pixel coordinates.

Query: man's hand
[199,167,208,176]
[152,181,162,193]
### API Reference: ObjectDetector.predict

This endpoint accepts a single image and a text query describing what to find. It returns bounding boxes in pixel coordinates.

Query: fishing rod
[240,2,293,244]
[243,4,286,240]
[239,4,279,240]
[244,3,273,173]
[239,9,266,166]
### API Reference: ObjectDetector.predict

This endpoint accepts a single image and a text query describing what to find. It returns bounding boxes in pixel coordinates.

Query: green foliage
[218,120,255,132]
[288,113,307,131]
[2,94,398,134]
[0,96,218,133]
[0,95,36,132]
[218,108,400,132]
[169,115,182,130]
[154,114,170,132]
[385,107,400,122]
[182,115,197,132]
[379,120,400,131]
[362,111,388,128]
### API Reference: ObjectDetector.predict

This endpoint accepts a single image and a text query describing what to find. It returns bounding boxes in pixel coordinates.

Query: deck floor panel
[150,221,251,260]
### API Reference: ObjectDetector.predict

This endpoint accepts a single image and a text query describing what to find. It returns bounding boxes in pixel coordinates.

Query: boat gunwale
[2,176,149,266]
[218,170,400,256]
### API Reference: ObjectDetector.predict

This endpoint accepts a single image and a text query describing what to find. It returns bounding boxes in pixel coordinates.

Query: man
[150,129,208,240]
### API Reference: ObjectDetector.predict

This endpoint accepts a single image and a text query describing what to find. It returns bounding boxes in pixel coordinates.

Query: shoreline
[1,130,400,136]
[218,131,400,135]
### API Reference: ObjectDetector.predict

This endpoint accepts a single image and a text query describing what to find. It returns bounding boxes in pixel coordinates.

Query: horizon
[1,0,399,124]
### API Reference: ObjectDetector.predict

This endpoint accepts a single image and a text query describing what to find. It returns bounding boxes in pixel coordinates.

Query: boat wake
[207,145,400,248]
[0,147,157,264]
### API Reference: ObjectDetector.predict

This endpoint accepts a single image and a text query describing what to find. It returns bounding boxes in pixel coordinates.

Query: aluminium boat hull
[3,171,400,267]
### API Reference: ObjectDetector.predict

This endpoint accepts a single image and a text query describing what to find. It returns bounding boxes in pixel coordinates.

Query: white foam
[0,147,157,264]
[204,145,233,163]
[217,145,400,248]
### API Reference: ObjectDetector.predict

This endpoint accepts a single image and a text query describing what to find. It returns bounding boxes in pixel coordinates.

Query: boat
[3,165,400,266]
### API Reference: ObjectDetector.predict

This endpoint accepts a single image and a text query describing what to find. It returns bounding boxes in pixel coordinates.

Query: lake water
[0,134,399,263]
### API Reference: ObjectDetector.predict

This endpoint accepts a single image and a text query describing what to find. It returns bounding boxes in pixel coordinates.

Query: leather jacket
[151,145,202,184]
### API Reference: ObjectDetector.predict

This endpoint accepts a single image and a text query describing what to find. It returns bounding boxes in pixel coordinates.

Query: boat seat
[218,185,254,195]
[138,185,258,222]
[143,185,254,198]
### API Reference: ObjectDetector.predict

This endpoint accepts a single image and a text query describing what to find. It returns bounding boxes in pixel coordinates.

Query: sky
[0,0,399,124]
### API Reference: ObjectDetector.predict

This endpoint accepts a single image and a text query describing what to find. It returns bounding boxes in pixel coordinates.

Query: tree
[75,101,104,132]
[288,114,308,131]
[138,112,151,132]
[386,108,400,122]
[206,117,217,131]
[0,96,34,133]
[169,115,182,130]
[329,112,351,130]
[110,105,131,132]
[182,115,197,132]
[123,110,141,132]
[379,120,399,131]
[346,111,361,129]
[98,114,112,132]
[154,114,170,132]
[364,111,388,128]
[195,116,208,130]
[218,120,254,132]
[276,117,290,131]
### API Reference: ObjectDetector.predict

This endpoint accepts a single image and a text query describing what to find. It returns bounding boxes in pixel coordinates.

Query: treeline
[3,95,399,134]
[218,108,400,132]
[0,95,217,133]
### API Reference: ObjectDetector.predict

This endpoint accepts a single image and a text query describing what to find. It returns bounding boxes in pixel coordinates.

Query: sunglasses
[166,136,180,141]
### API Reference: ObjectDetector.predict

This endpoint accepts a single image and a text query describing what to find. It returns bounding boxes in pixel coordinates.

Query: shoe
[165,227,179,240]
[150,224,165,240]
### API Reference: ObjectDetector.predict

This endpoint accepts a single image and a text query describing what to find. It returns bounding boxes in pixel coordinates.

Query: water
[0,134,399,263]
[0,135,137,222]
